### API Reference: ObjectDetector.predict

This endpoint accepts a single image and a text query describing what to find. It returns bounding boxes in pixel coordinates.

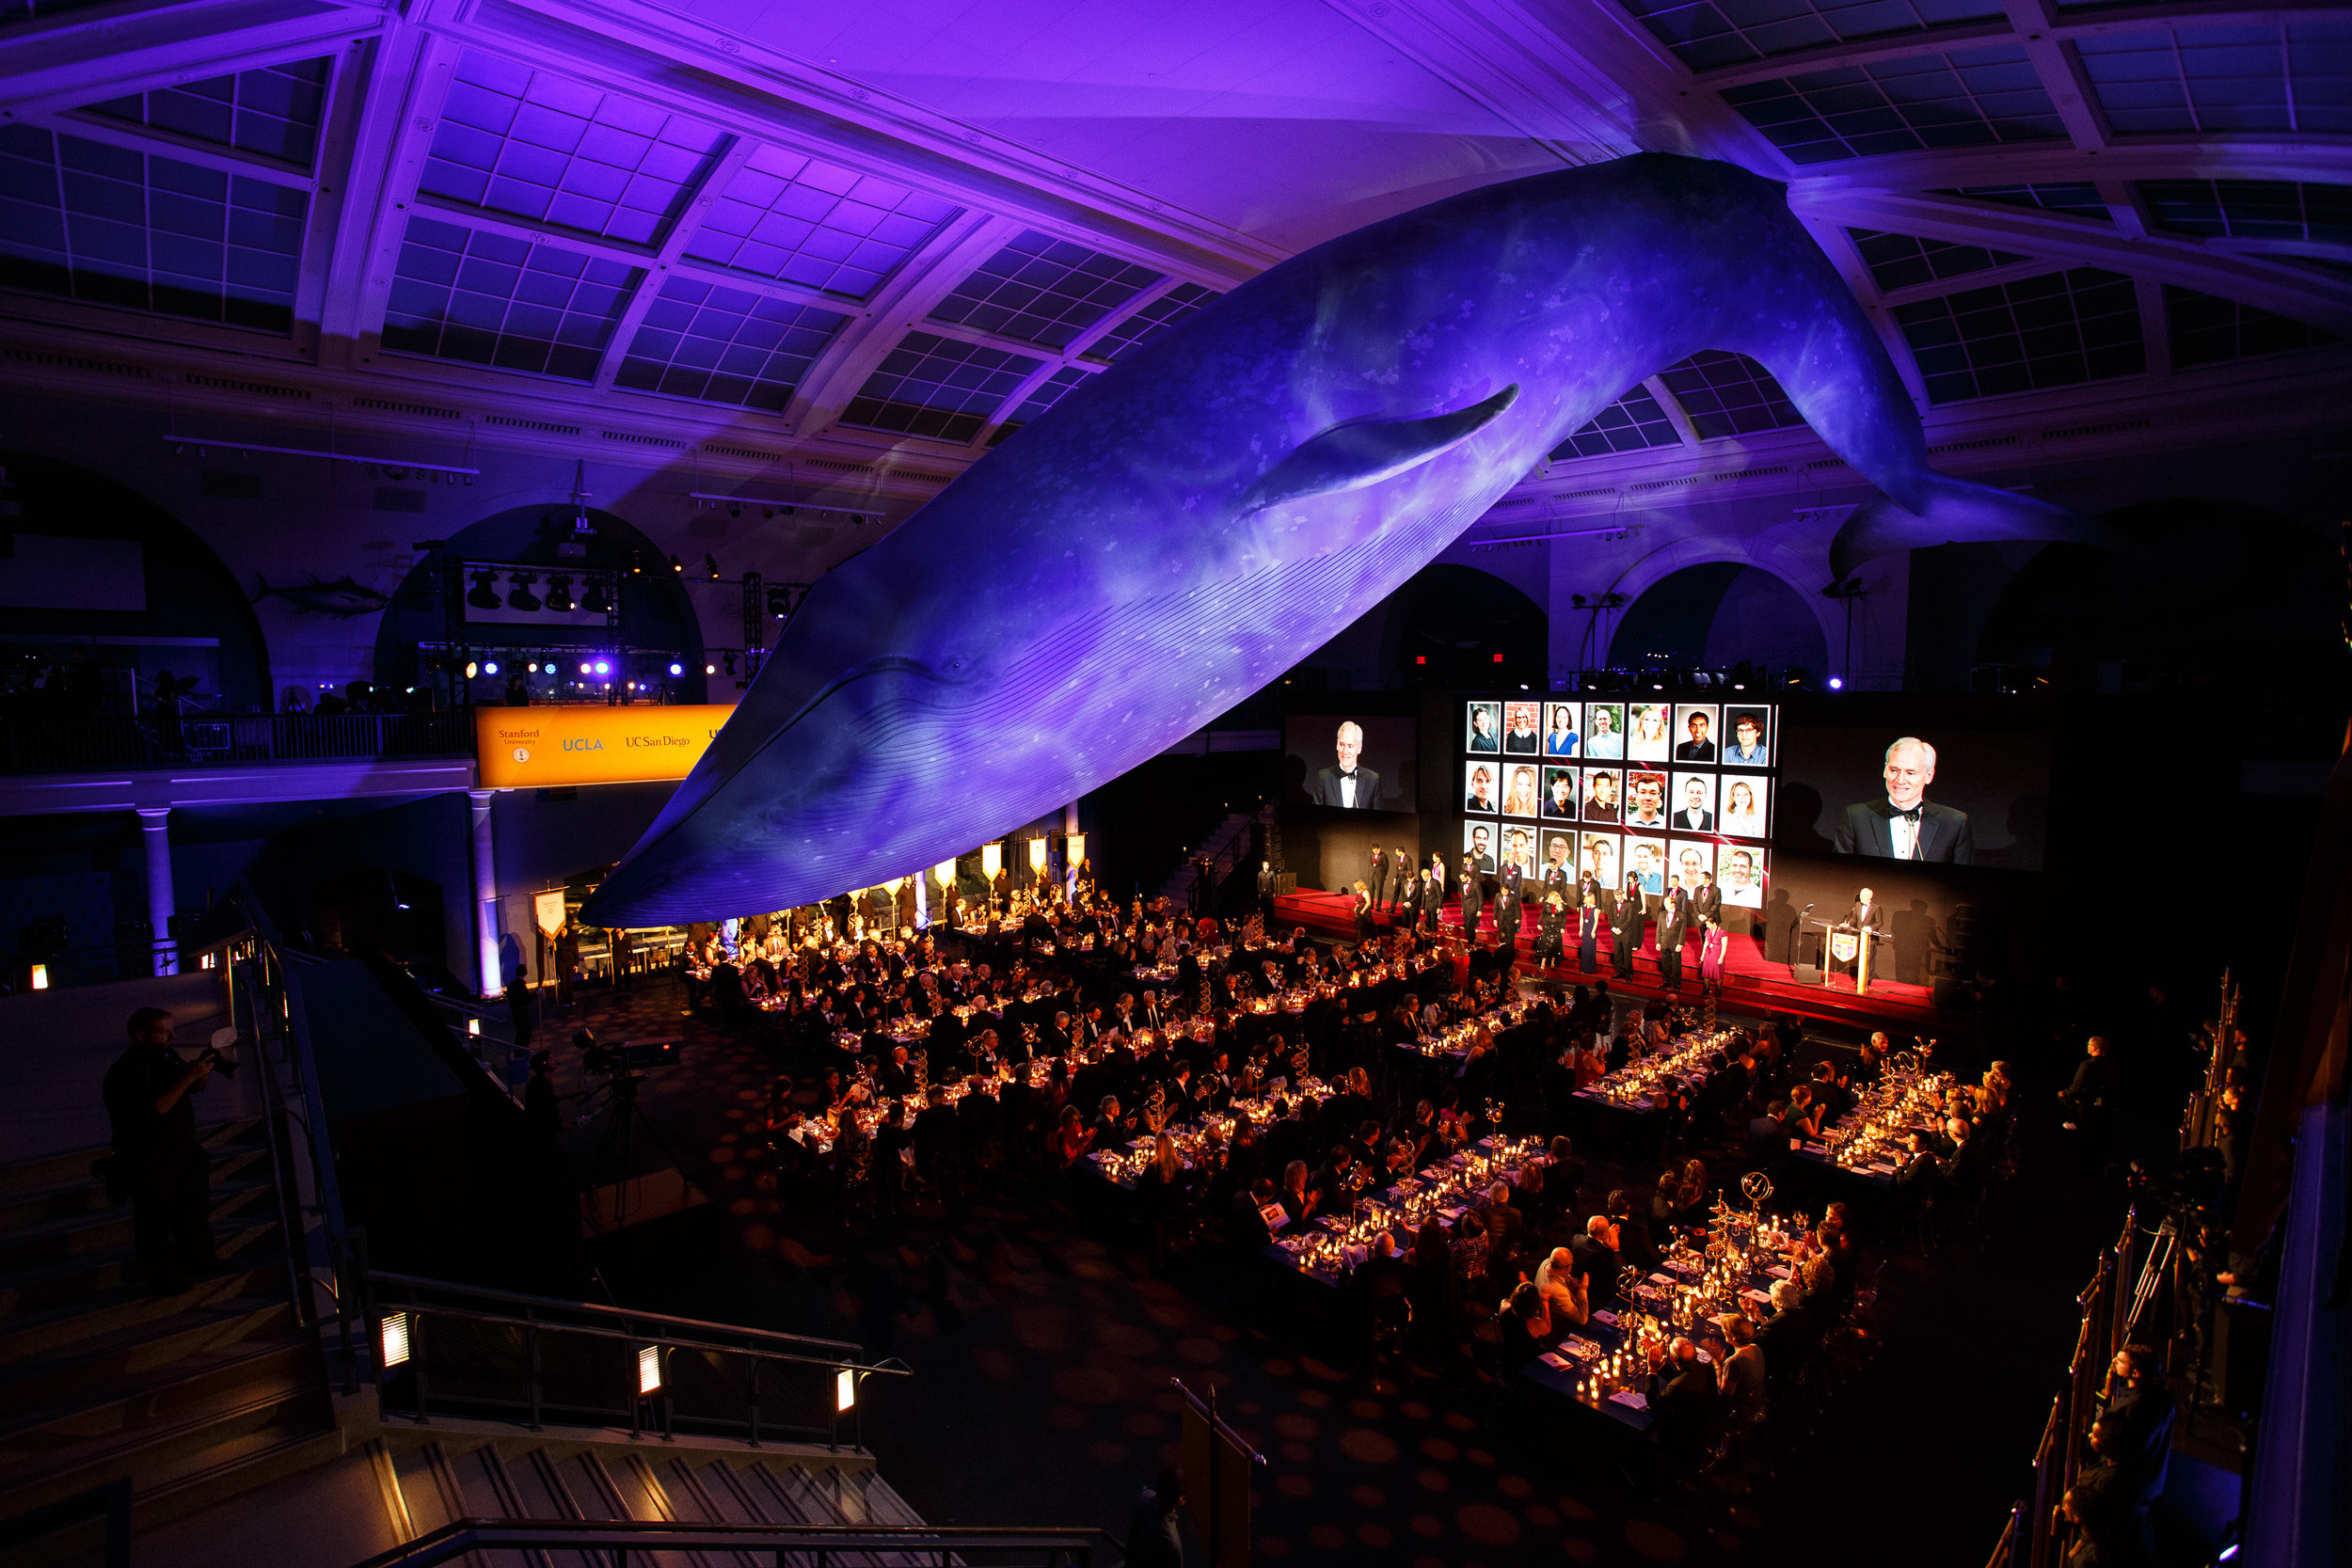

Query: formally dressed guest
[1497,1281,1552,1368]
[1611,877,1645,980]
[1459,854,1485,937]
[1718,1315,1767,1424]
[1532,893,1563,967]
[1393,870,1421,928]
[1544,705,1580,756]
[1352,882,1376,942]
[1691,916,1727,994]
[1390,846,1412,911]
[1368,845,1388,908]
[1656,884,1690,990]
[1493,878,1522,953]
[1691,870,1722,931]
[1576,895,1603,974]
[1833,736,1973,863]
[1836,887,1884,985]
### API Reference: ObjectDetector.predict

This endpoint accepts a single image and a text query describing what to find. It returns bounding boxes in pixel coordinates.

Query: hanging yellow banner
[476,705,737,788]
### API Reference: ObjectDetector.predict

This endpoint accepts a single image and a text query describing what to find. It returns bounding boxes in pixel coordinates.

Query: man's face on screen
[1884,745,1933,809]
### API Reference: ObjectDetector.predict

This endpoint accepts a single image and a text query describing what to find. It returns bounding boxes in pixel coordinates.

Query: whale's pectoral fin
[1829,473,2137,582]
[1240,384,1519,515]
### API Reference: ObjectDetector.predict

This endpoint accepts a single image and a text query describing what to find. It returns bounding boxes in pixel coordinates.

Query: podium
[1821,922,1884,994]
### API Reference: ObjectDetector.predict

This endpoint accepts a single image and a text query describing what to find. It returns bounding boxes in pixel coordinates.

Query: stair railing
[346,1519,1120,1568]
[361,1269,912,1451]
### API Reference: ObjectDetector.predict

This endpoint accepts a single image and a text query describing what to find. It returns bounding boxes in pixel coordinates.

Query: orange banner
[476,704,737,788]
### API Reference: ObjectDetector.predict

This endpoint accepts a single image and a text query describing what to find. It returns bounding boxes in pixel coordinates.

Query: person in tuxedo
[1540,838,1572,902]
[1836,886,1884,986]
[1674,776,1714,832]
[1611,878,1645,980]
[1391,845,1412,911]
[1691,869,1722,931]
[1577,895,1602,974]
[1833,736,1974,863]
[1368,845,1388,908]
[1256,859,1277,915]
[1393,869,1421,928]
[1309,721,1381,808]
[1419,870,1443,932]
[1458,853,1485,938]
[1494,879,1522,948]
[1656,883,1690,990]
[1674,710,1717,761]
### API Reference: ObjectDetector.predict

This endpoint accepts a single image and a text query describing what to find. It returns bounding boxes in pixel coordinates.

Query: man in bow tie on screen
[1834,736,1975,863]
[1310,721,1382,808]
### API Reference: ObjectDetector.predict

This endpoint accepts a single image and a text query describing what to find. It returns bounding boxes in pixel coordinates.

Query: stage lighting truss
[453,560,621,623]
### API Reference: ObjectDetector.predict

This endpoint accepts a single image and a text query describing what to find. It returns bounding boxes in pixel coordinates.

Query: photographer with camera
[102,1007,222,1295]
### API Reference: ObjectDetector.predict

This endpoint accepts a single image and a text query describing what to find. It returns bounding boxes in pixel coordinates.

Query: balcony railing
[0,711,475,773]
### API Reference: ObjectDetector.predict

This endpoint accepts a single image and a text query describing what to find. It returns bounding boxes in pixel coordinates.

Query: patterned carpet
[541,970,2113,1568]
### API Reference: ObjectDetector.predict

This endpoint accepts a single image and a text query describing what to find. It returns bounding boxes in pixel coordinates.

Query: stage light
[835,1368,855,1412]
[669,555,682,573]
[582,582,612,615]
[723,653,738,676]
[638,1345,662,1396]
[705,662,716,675]
[484,660,499,675]
[580,661,593,675]
[381,1311,411,1369]
[594,659,611,675]
[465,660,479,679]
[1828,675,1844,689]
[705,554,720,579]
[545,577,575,613]
[507,574,542,612]
[729,504,741,517]
[29,964,46,990]
[467,571,501,610]
[668,662,683,676]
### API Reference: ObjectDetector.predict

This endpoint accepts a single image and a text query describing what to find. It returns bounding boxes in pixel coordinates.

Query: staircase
[0,1119,336,1561]
[1155,800,1273,906]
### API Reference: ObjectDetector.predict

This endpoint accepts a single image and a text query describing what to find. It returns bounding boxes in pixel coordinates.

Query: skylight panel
[380,215,638,381]
[613,276,848,411]
[842,329,1042,443]
[685,145,960,301]
[87,56,332,167]
[1892,267,2143,402]
[1550,384,1684,459]
[1655,352,1804,437]
[930,230,1163,351]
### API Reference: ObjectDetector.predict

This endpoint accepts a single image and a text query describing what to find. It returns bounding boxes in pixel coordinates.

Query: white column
[469,789,501,998]
[914,874,929,929]
[136,807,176,977]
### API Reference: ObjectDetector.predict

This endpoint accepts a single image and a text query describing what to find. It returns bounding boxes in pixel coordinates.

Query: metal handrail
[365,1270,866,1357]
[0,710,475,774]
[346,1519,1119,1568]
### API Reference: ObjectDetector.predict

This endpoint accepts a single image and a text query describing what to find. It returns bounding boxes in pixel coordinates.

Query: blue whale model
[581,153,2100,925]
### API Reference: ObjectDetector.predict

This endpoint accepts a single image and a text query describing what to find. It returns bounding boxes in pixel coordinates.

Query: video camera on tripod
[573,1029,684,1080]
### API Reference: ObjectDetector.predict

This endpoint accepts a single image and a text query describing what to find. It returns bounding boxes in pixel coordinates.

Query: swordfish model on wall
[580,153,2104,927]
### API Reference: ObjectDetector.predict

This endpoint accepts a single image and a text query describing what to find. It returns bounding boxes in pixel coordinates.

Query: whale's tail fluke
[1828,473,2133,582]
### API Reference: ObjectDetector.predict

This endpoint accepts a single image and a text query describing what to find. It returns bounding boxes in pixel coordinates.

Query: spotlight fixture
[705,662,717,675]
[730,504,741,517]
[1827,675,1845,690]
[669,554,682,573]
[464,660,479,679]
[723,653,738,676]
[594,659,611,675]
[580,660,593,675]
[466,571,501,610]
[704,554,720,579]
[484,660,500,675]
[506,573,541,612]
[668,662,683,676]
[761,507,773,519]
[581,581,612,616]
[544,576,575,613]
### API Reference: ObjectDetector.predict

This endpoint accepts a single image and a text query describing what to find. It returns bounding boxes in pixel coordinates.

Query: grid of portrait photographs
[1462,698,1776,906]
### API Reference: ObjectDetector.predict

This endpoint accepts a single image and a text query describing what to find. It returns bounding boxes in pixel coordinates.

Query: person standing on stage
[1392,865,1420,927]
[1536,892,1565,969]
[1352,881,1375,942]
[1578,895,1602,974]
[1840,887,1884,986]
[1691,869,1722,932]
[1698,917,1729,998]
[1369,845,1388,909]
[1459,852,1485,938]
[1656,882,1691,990]
[1612,876,1645,981]
[1495,876,1522,950]
[1391,846,1411,912]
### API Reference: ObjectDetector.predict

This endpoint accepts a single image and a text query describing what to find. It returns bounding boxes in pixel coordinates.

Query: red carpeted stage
[1270,888,1950,1033]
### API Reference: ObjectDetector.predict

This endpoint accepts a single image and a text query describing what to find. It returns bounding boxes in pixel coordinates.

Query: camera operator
[102,1007,219,1295]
